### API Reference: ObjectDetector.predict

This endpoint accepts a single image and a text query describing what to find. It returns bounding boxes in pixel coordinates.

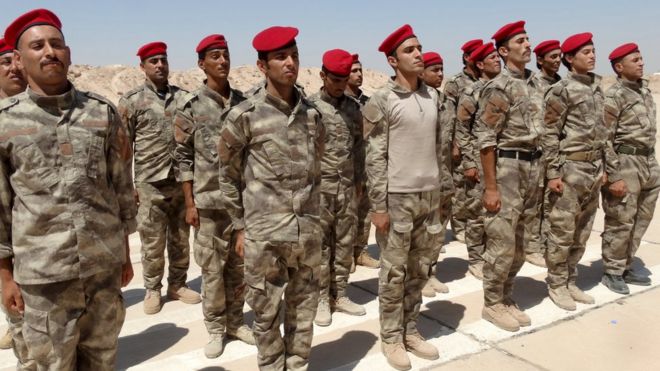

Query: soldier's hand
[452,143,461,162]
[1,279,24,315]
[133,189,140,206]
[185,206,200,229]
[548,178,564,194]
[371,212,390,233]
[608,179,628,198]
[464,167,480,183]
[602,173,608,185]
[234,229,245,258]
[121,260,134,287]
[482,188,501,213]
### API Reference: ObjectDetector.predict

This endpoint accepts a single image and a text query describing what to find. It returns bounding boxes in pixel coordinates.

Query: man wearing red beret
[600,43,658,294]
[0,8,137,370]
[172,34,255,359]
[364,24,442,369]
[309,49,367,327]
[525,40,563,269]
[443,39,483,245]
[475,20,541,332]
[543,32,604,311]
[119,41,201,316]
[420,51,452,298]
[455,42,501,282]
[218,26,323,370]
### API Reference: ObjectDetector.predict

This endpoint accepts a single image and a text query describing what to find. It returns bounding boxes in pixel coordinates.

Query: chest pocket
[86,131,106,179]
[11,142,59,196]
[631,98,652,129]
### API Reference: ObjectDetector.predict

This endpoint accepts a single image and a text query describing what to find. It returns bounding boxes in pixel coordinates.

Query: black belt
[498,149,542,162]
[616,145,654,156]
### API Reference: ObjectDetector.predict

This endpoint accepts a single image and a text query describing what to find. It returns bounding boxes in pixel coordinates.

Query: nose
[43,42,55,57]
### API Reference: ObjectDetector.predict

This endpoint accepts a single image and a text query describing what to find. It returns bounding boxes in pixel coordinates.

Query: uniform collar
[319,88,345,107]
[618,77,646,93]
[27,82,76,110]
[387,77,427,94]
[144,78,172,98]
[567,71,601,87]
[502,65,533,81]
[200,81,241,108]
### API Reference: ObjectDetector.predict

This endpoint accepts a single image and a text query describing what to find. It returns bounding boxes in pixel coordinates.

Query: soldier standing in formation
[173,34,254,359]
[119,42,201,315]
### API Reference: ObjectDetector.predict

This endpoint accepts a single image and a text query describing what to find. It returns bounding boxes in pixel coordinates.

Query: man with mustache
[364,24,443,370]
[601,43,659,294]
[119,42,200,315]
[173,34,254,359]
[0,8,137,369]
[218,26,323,370]
[475,21,542,332]
[543,33,605,311]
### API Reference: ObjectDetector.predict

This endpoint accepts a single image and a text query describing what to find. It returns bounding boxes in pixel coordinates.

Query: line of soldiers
[0,8,657,371]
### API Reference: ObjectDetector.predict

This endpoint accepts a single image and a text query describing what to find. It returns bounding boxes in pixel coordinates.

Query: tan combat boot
[333,296,366,316]
[468,262,484,280]
[356,250,379,269]
[0,329,12,349]
[525,252,546,267]
[227,324,256,345]
[482,303,520,332]
[548,286,576,311]
[167,285,202,304]
[504,299,531,327]
[428,276,449,293]
[314,294,332,326]
[143,289,162,315]
[381,341,411,371]
[404,333,439,360]
[568,284,595,304]
[204,334,225,359]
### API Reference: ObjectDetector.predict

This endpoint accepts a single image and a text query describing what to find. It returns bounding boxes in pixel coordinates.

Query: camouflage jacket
[217,88,324,242]
[455,79,486,170]
[173,84,245,209]
[118,79,187,183]
[345,88,369,106]
[0,86,137,284]
[530,72,561,138]
[436,88,457,195]
[475,66,541,152]
[603,78,657,182]
[543,72,610,180]
[309,89,364,194]
[444,69,479,146]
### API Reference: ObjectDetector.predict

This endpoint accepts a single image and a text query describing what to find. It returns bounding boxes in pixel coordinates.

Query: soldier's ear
[386,55,398,70]
[497,45,509,59]
[613,62,624,75]
[12,50,23,71]
[256,59,267,75]
[197,58,205,71]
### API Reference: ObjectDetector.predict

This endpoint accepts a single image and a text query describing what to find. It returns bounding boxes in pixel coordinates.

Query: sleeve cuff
[231,218,245,231]
[370,201,387,213]
[0,244,13,260]
[546,169,562,180]
[122,218,138,235]
[179,171,194,182]
[463,160,477,170]
[607,172,623,183]
[479,140,497,150]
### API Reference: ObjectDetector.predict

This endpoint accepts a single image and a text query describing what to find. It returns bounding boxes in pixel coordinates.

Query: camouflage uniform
[173,84,247,335]
[308,90,363,299]
[118,80,190,291]
[455,80,486,266]
[602,78,660,275]
[475,67,542,306]
[543,72,608,288]
[218,88,323,371]
[444,69,479,237]
[363,80,443,343]
[0,86,137,370]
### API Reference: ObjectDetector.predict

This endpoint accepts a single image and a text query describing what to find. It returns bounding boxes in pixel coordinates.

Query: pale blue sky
[2,0,659,76]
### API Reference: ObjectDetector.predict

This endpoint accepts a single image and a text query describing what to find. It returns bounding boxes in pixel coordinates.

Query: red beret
[378,24,415,55]
[322,49,353,77]
[609,42,639,61]
[492,20,526,44]
[196,34,228,54]
[422,52,443,68]
[352,53,360,63]
[561,32,593,54]
[470,42,496,63]
[533,40,561,57]
[137,42,167,60]
[4,8,62,49]
[252,26,298,53]
[0,39,12,56]
[461,39,483,54]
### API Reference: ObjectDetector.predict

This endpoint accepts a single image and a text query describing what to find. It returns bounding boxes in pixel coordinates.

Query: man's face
[141,54,169,85]
[568,44,595,73]
[421,63,443,88]
[348,62,363,88]
[617,51,644,81]
[14,25,70,90]
[321,70,349,98]
[199,48,230,80]
[501,33,531,65]
[0,52,26,96]
[478,51,502,78]
[257,44,299,88]
[388,37,424,75]
[539,49,561,74]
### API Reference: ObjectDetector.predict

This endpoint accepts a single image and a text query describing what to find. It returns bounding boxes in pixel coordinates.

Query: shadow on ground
[117,323,188,369]
[309,330,378,369]
[420,300,467,331]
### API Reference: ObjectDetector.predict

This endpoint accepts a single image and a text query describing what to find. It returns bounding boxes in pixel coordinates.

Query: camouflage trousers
[524,159,547,256]
[464,164,485,266]
[194,209,245,335]
[136,179,191,290]
[244,236,321,371]
[602,154,660,275]
[19,267,125,371]
[320,187,356,299]
[483,157,541,306]
[353,186,372,257]
[377,189,442,343]
[451,158,467,235]
[1,295,35,370]
[545,160,601,288]
[429,190,452,270]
